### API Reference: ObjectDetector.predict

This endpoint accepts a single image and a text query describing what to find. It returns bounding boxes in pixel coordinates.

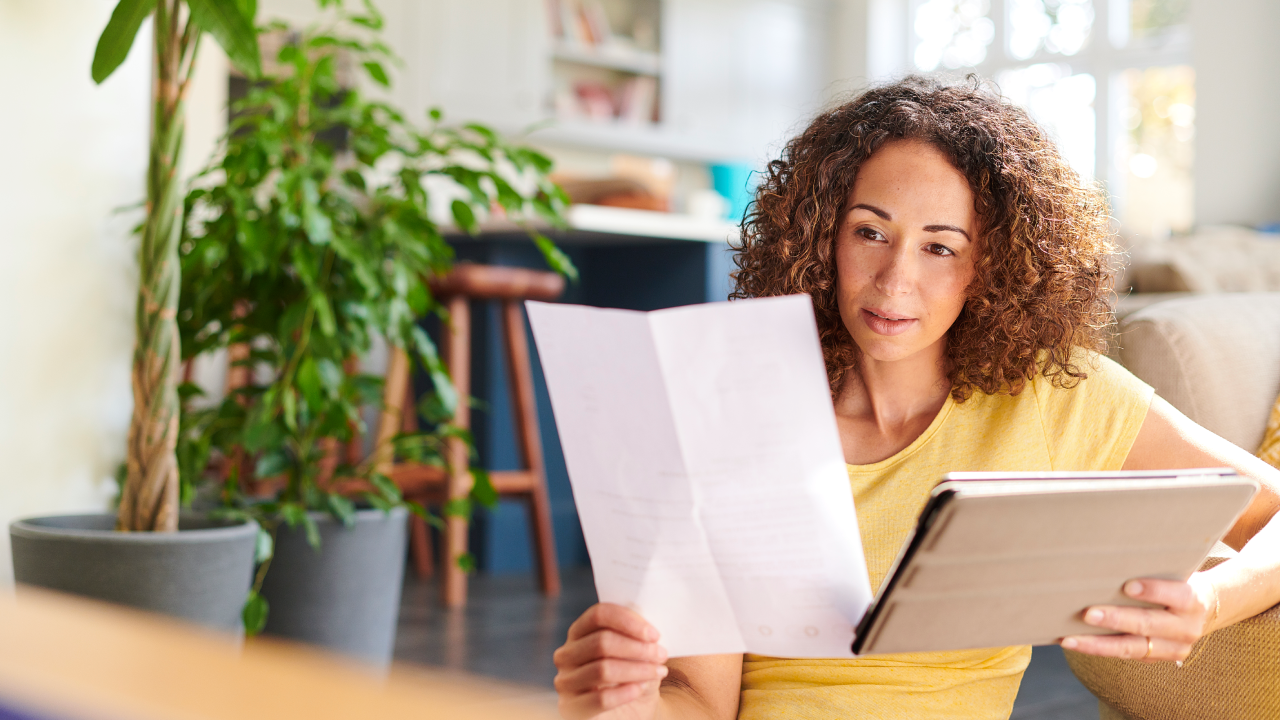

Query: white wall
[0,0,148,584]
[1192,0,1280,227]
[826,0,908,104]
[0,1,229,585]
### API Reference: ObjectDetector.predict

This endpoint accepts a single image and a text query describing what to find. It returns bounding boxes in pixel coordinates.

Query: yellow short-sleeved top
[739,351,1154,720]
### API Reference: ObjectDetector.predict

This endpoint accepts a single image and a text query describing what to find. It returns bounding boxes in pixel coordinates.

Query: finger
[1081,604,1199,644]
[558,680,656,720]
[554,628,669,670]
[1061,633,1192,662]
[566,603,660,643]
[554,658,669,696]
[1122,578,1196,613]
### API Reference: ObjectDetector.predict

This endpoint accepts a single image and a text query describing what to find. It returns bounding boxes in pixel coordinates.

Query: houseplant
[9,0,265,632]
[176,0,573,663]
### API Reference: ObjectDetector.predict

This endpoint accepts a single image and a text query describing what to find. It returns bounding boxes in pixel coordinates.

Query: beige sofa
[1065,292,1280,720]
[1113,228,1280,322]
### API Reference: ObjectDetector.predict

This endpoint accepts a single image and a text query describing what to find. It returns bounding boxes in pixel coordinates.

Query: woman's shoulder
[1025,347,1155,471]
[1029,347,1149,402]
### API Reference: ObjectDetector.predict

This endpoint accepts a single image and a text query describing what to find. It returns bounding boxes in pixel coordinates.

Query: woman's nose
[874,245,916,296]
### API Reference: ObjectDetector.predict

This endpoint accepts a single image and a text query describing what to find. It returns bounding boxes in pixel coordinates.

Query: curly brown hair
[731,75,1115,400]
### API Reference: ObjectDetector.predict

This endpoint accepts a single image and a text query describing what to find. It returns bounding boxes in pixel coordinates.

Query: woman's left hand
[1059,574,1217,662]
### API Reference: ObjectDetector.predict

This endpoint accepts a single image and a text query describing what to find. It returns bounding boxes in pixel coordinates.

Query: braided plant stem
[117,0,197,532]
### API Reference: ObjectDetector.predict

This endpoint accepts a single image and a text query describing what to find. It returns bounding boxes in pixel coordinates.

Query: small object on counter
[710,162,757,221]
[687,188,730,221]
[554,177,666,211]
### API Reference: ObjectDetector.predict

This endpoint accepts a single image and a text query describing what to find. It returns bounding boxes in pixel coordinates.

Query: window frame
[903,0,1191,213]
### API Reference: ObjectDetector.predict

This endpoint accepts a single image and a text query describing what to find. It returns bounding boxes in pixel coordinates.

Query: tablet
[851,470,1257,656]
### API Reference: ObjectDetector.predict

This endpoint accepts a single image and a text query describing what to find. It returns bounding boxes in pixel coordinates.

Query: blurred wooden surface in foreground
[0,586,559,720]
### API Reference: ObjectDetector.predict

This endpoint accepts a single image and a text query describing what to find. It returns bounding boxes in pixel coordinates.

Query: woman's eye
[857,227,884,242]
[927,243,955,257]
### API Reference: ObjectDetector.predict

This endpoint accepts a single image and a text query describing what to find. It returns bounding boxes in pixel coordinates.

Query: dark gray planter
[260,506,408,667]
[9,514,257,633]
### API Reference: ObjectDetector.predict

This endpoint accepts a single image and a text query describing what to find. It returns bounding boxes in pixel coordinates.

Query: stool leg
[443,295,472,608]
[502,300,561,597]
[409,511,435,579]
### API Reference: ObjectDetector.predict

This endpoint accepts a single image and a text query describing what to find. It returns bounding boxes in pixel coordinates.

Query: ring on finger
[1141,636,1153,660]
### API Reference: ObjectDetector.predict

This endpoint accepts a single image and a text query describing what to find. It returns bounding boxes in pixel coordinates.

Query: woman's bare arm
[657,654,742,720]
[1063,395,1280,660]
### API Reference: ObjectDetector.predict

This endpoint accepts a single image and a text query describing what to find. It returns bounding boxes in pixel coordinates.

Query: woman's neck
[833,344,952,465]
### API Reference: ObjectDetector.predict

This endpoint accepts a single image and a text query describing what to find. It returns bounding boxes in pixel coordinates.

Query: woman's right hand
[553,603,670,719]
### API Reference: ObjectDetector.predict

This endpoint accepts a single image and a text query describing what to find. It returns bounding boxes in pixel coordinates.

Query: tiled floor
[394,568,1099,719]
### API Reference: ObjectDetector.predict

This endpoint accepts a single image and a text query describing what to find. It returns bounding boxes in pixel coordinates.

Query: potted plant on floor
[9,0,265,632]
[176,0,573,665]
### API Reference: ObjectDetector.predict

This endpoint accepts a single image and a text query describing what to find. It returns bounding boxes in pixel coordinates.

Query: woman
[552,77,1280,720]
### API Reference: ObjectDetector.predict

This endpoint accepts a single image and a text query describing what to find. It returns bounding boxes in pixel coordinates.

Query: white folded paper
[526,295,872,658]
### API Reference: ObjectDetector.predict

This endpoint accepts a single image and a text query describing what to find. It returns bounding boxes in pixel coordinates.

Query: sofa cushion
[1066,544,1280,720]
[1118,293,1280,453]
[1259,392,1280,468]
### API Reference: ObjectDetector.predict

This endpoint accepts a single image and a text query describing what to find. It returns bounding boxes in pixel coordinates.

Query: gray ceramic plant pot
[259,506,408,667]
[9,513,257,633]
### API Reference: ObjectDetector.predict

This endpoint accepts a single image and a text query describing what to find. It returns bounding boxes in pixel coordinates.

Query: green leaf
[406,500,446,530]
[296,356,323,409]
[92,0,156,84]
[455,552,477,573]
[442,497,472,519]
[242,590,269,635]
[469,468,498,509]
[410,327,457,417]
[365,492,395,512]
[310,293,337,337]
[464,123,498,144]
[301,513,322,549]
[450,199,478,234]
[327,493,356,528]
[234,0,257,24]
[362,61,390,87]
[187,0,262,78]
[254,450,291,478]
[280,502,307,528]
[177,381,207,401]
[531,232,578,282]
[242,414,283,453]
[301,178,333,244]
[316,358,343,396]
[281,386,298,431]
[341,168,367,192]
[254,524,274,563]
[370,472,403,504]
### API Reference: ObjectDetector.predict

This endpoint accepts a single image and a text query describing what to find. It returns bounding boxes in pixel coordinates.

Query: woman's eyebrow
[850,203,891,220]
[851,204,972,242]
[923,224,972,242]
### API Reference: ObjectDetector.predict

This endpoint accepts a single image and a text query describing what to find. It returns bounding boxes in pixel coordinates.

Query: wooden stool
[374,263,564,608]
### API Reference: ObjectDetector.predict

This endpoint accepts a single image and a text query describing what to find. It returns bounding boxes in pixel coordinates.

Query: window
[908,0,1193,237]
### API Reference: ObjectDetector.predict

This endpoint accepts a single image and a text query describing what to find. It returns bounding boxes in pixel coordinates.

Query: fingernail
[1062,637,1078,649]
[656,665,669,678]
[1125,581,1143,596]
[646,627,660,642]
[1085,608,1104,625]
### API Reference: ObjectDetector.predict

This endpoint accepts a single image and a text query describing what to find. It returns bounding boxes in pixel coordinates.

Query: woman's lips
[861,308,917,336]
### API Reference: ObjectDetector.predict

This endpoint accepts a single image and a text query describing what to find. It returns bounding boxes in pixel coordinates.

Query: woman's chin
[852,333,944,367]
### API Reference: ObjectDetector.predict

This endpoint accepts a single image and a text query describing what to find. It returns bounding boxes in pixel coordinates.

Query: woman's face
[835,139,979,367]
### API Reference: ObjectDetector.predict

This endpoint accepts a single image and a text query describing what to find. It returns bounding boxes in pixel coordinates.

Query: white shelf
[566,205,740,243]
[551,42,661,76]
[454,205,741,244]
[525,120,746,163]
